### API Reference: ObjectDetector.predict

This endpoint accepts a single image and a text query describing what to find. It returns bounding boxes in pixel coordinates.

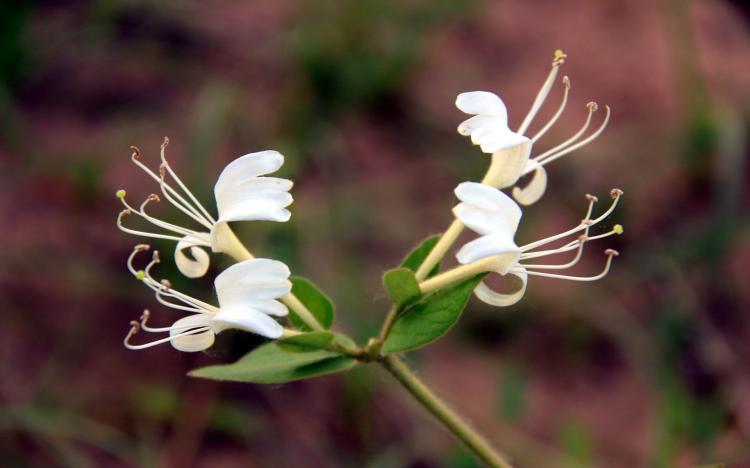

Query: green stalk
[381,355,513,468]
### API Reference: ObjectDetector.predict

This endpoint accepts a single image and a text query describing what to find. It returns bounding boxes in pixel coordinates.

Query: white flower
[456,51,611,206]
[124,245,291,352]
[117,138,293,278]
[453,183,623,306]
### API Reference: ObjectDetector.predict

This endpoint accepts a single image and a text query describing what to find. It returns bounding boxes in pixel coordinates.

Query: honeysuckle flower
[124,244,292,352]
[117,138,293,278]
[456,50,610,206]
[433,183,623,307]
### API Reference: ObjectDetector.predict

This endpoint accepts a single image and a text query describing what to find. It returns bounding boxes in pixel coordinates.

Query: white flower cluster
[118,138,295,351]
[449,50,622,306]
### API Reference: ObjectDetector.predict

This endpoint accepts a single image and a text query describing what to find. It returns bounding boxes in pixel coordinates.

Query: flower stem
[381,355,512,468]
[215,222,324,332]
[414,219,465,281]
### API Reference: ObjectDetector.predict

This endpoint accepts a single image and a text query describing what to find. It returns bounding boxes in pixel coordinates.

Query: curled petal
[473,268,528,307]
[211,307,284,339]
[175,239,211,278]
[169,315,215,352]
[456,91,508,119]
[512,161,548,206]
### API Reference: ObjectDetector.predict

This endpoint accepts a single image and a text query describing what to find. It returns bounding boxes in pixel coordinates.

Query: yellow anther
[554,49,566,60]
[613,224,624,235]
[116,189,127,199]
[135,270,146,280]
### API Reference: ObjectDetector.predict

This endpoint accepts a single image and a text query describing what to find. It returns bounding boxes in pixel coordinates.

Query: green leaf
[277,331,334,352]
[400,234,441,278]
[383,267,421,307]
[383,274,485,353]
[189,342,356,383]
[289,276,335,330]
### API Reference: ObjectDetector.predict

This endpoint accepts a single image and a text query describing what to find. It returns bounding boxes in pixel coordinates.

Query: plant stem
[214,222,324,332]
[414,219,465,281]
[381,355,512,468]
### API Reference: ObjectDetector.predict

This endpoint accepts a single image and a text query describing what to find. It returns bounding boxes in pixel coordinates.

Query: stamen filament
[532,102,596,163]
[129,146,214,229]
[517,50,566,135]
[520,190,622,253]
[519,237,586,270]
[117,211,185,242]
[524,249,617,281]
[531,76,570,143]
[536,105,611,167]
[159,137,217,225]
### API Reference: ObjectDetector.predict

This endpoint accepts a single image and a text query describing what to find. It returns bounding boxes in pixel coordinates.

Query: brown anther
[161,136,170,148]
[586,101,599,112]
[562,76,570,87]
[610,188,624,198]
[146,194,160,202]
[129,320,141,333]
[585,194,598,203]
[119,209,132,216]
[160,279,172,288]
[134,244,151,252]
[152,251,161,262]
[140,309,151,321]
[130,145,142,159]
[604,249,619,257]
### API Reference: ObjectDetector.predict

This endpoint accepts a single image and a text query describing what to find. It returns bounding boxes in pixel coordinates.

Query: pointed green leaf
[400,234,441,278]
[383,273,485,353]
[277,331,334,353]
[289,276,335,330]
[189,342,356,383]
[383,267,421,307]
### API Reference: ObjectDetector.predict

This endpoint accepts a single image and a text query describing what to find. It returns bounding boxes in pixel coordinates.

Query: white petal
[214,151,284,195]
[174,239,211,278]
[215,258,292,307]
[483,141,533,188]
[456,91,508,119]
[215,177,293,217]
[169,315,215,352]
[217,194,293,224]
[473,269,528,307]
[453,183,521,236]
[244,299,289,317]
[455,232,521,268]
[478,129,530,154]
[211,307,284,339]
[512,161,548,206]
[454,182,511,211]
[457,115,499,136]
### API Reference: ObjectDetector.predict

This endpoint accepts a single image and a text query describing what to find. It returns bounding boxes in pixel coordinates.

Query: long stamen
[138,194,208,239]
[531,76,570,143]
[524,249,618,281]
[532,102,596,163]
[124,323,211,350]
[517,49,567,135]
[536,105,611,167]
[521,189,623,252]
[157,165,214,230]
[138,309,173,332]
[117,192,205,240]
[129,145,214,229]
[118,209,184,242]
[159,137,217,225]
[519,235,587,270]
[127,244,151,277]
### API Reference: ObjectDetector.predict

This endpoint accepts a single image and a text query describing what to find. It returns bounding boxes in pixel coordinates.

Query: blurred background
[1,0,749,466]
